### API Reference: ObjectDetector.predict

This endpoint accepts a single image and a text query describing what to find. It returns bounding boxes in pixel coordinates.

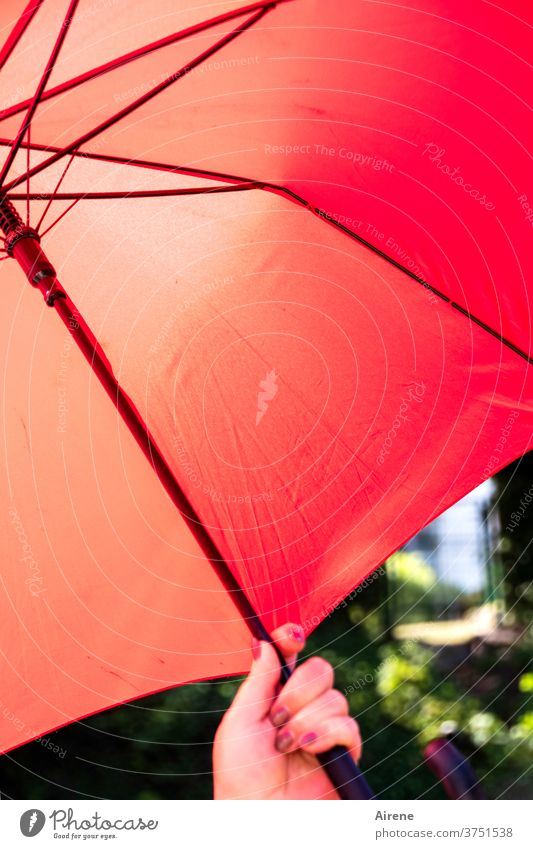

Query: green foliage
[387,551,435,589]
[519,673,533,693]
[386,550,466,623]
[307,608,532,799]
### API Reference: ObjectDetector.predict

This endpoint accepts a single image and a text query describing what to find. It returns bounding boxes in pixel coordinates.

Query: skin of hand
[213,623,362,800]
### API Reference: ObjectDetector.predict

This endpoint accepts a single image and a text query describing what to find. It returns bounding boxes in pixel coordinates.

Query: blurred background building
[388,480,506,637]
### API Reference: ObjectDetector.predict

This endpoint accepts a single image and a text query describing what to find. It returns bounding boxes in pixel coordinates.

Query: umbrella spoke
[0,135,253,186]
[1,4,276,195]
[0,0,46,74]
[0,1,292,123]
[35,151,77,233]
[0,0,81,190]
[13,184,258,202]
[39,197,81,238]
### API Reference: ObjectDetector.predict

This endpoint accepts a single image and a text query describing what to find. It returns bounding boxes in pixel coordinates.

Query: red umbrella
[0,0,532,796]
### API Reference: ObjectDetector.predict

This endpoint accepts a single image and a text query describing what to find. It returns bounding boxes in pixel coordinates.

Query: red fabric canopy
[0,0,532,754]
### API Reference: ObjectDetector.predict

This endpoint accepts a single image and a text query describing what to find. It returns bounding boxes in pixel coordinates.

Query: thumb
[230,639,282,721]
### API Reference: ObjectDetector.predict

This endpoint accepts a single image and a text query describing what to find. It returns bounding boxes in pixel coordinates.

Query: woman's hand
[213,623,361,799]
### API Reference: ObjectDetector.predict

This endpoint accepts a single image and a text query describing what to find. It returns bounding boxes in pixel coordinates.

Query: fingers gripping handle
[276,643,375,799]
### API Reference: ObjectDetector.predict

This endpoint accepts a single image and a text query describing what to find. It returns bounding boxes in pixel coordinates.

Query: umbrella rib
[25,124,31,224]
[20,186,257,240]
[4,131,530,365]
[0,136,252,186]
[266,182,533,367]
[10,184,258,201]
[0,0,46,73]
[1,4,278,195]
[0,0,293,123]
[29,186,257,238]
[0,0,81,190]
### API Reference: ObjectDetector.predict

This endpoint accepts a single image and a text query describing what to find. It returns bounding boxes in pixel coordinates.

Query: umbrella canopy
[1,0,532,757]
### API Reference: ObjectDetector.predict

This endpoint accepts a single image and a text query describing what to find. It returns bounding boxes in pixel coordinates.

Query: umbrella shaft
[47,289,373,798]
[0,195,271,639]
[0,197,373,799]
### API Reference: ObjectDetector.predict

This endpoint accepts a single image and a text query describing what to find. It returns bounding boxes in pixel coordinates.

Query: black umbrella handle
[316,746,375,799]
[424,737,485,799]
[276,644,375,799]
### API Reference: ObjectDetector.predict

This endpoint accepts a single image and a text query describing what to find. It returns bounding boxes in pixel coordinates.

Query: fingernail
[300,731,317,746]
[251,638,261,661]
[270,706,290,727]
[275,729,294,753]
[289,624,305,643]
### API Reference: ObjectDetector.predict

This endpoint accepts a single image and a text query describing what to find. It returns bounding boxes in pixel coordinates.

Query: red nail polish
[289,625,305,643]
[251,638,261,660]
[300,732,317,746]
